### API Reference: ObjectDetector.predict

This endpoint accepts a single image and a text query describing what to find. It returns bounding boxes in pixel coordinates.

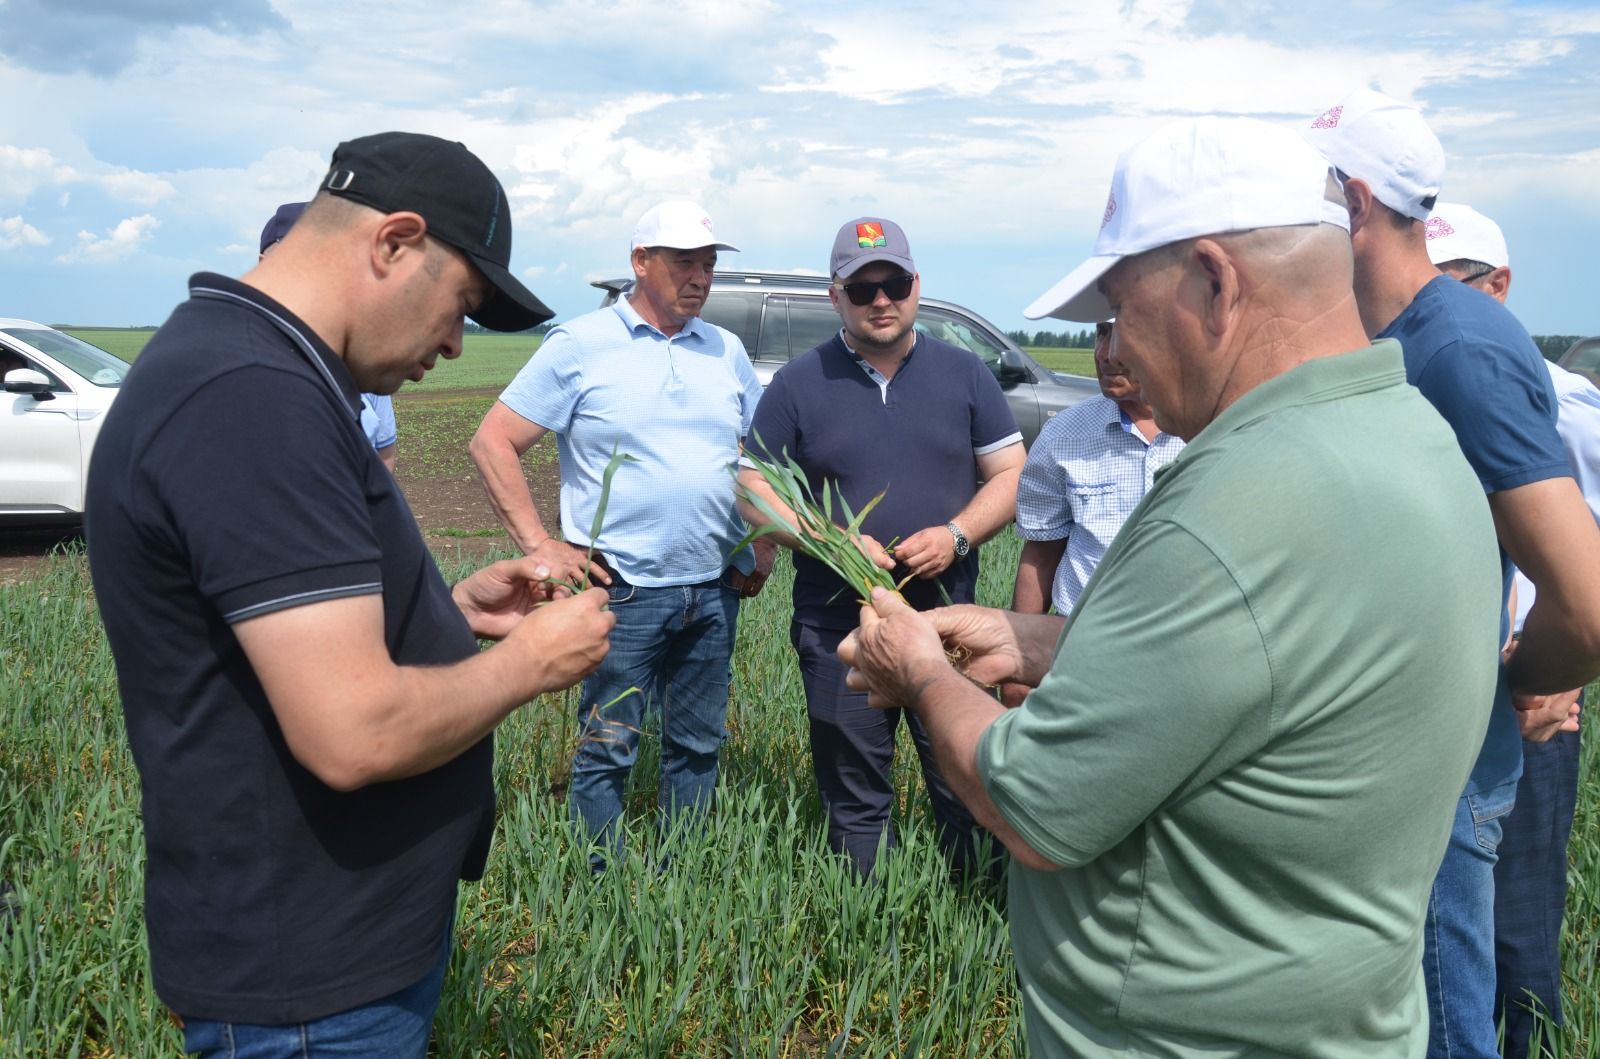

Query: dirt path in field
[0,390,559,586]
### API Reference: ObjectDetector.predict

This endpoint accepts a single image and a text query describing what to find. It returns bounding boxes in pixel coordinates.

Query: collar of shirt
[187,271,362,419]
[840,328,917,400]
[614,293,711,343]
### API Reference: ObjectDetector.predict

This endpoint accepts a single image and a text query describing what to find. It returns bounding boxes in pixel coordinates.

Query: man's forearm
[908,666,1059,871]
[1506,602,1600,694]
[952,466,1021,545]
[469,433,554,553]
[1012,538,1065,614]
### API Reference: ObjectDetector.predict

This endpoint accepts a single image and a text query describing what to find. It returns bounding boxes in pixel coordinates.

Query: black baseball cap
[320,132,554,331]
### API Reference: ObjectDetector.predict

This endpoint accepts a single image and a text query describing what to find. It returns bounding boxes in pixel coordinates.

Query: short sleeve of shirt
[968,355,1021,453]
[1412,337,1568,494]
[361,393,397,450]
[147,368,384,623]
[497,326,583,433]
[744,368,799,467]
[977,519,1273,866]
[1014,414,1076,541]
[730,337,764,437]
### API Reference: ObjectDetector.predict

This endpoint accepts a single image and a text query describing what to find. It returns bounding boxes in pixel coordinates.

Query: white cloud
[100,168,176,206]
[56,214,159,265]
[0,215,49,249]
[521,262,568,279]
[0,144,76,199]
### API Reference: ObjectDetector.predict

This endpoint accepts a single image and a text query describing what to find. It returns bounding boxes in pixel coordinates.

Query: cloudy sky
[1,0,1597,336]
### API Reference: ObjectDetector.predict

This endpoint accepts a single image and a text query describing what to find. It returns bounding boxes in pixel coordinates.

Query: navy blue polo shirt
[1380,275,1568,795]
[85,273,492,1024]
[747,331,1020,629]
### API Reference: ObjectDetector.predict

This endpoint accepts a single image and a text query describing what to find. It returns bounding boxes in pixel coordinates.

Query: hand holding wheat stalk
[734,443,914,606]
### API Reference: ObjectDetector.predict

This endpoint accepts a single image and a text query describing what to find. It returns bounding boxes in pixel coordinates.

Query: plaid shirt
[1016,394,1184,613]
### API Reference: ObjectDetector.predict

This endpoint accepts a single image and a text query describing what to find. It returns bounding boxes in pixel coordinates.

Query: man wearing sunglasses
[738,217,1025,881]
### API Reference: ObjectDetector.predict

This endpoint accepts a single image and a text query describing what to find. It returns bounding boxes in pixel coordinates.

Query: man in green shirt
[840,117,1503,1057]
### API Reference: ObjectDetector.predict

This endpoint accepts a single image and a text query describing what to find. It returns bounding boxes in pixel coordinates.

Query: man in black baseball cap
[85,132,613,1056]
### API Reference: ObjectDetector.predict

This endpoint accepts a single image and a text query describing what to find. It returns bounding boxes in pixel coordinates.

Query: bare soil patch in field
[1,388,559,584]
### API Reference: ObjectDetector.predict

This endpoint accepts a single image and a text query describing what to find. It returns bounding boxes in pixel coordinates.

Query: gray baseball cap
[830,217,916,279]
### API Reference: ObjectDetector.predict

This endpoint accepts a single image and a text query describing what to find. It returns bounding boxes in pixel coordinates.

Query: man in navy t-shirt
[86,133,614,1057]
[1306,89,1600,1059]
[738,217,1025,879]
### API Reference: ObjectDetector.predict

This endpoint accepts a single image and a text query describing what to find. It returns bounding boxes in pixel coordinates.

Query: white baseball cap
[631,199,739,252]
[1425,202,1509,269]
[1024,116,1350,322]
[1303,88,1444,222]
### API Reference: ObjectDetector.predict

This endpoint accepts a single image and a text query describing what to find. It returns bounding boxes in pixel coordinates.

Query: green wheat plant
[734,442,906,605]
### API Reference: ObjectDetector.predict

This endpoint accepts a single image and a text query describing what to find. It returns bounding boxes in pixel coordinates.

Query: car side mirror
[997,350,1032,385]
[3,367,56,400]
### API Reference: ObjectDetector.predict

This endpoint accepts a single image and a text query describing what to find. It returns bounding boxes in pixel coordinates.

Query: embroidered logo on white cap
[631,199,739,252]
[1023,116,1349,322]
[1424,202,1508,269]
[1303,88,1444,222]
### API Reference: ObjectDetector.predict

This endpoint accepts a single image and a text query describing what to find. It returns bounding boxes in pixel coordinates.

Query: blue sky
[2,0,1597,336]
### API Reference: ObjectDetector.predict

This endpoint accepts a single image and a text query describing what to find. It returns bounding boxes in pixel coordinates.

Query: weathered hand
[1512,686,1582,743]
[528,537,611,587]
[893,525,957,580]
[838,587,953,709]
[925,605,1028,688]
[453,557,564,640]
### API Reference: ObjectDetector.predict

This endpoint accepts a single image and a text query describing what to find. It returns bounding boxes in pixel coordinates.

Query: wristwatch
[945,521,971,557]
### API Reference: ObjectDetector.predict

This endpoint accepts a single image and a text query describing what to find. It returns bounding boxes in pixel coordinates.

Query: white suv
[593,271,1098,449]
[1,320,128,522]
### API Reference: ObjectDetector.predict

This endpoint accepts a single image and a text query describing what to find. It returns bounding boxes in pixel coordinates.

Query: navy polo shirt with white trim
[746,331,1021,628]
[85,273,492,1024]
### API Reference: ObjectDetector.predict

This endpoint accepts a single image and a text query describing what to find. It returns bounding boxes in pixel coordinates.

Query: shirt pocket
[1067,481,1116,524]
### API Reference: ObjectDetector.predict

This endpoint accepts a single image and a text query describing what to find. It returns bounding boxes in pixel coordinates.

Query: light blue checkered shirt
[1016,394,1185,613]
[497,296,764,587]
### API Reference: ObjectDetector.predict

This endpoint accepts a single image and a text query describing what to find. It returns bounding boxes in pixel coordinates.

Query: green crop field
[2,535,1596,1055]
[1023,347,1095,377]
[61,329,1095,389]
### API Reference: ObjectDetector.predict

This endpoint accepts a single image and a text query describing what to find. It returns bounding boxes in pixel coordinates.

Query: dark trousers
[791,620,999,882]
[1493,716,1581,1059]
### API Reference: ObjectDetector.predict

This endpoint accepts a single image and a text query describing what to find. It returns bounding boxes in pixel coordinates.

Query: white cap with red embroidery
[1303,88,1445,223]
[1024,116,1349,322]
[1425,202,1509,269]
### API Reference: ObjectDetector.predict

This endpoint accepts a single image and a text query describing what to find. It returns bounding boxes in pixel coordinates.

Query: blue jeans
[1494,722,1581,1059]
[181,920,451,1058]
[568,572,740,868]
[1425,780,1518,1059]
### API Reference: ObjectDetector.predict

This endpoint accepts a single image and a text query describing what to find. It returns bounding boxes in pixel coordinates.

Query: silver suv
[593,271,1098,448]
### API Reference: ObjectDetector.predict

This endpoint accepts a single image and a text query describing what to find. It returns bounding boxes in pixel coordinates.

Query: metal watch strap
[945,521,970,557]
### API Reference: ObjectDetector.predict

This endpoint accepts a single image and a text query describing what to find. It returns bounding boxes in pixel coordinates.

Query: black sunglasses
[835,274,914,306]
[1456,264,1496,285]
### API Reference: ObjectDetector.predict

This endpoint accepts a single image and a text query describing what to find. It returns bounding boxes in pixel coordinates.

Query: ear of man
[1187,238,1242,340]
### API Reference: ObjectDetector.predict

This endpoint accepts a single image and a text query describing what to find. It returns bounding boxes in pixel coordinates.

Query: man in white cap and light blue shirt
[1305,88,1600,1059]
[837,115,1502,1057]
[1427,201,1595,1059]
[470,200,770,870]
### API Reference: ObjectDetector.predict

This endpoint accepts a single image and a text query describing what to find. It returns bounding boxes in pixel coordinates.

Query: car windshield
[916,309,1006,370]
[1,328,129,387]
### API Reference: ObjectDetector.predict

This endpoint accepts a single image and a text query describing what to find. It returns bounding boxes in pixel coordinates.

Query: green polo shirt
[977,341,1501,1058]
